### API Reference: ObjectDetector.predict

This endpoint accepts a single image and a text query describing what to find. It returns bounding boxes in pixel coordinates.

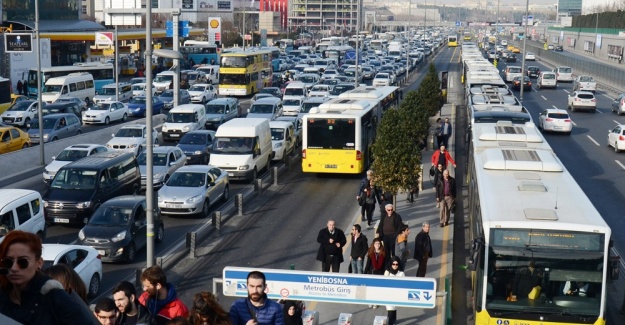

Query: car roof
[101,195,145,208]
[97,100,124,104]
[120,124,147,129]
[575,91,594,95]
[175,165,214,173]
[41,244,94,260]
[270,121,293,128]
[544,108,568,113]
[64,144,106,151]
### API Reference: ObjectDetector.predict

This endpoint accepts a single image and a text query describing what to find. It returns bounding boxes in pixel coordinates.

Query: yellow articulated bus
[218,50,273,96]
[448,35,458,47]
[301,86,399,174]
[464,32,472,41]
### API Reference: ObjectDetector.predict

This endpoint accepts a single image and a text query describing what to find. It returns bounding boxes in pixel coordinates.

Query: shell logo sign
[208,17,222,45]
[210,19,220,29]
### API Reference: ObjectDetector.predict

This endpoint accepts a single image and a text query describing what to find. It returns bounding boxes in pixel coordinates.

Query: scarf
[387,257,401,275]
[370,251,385,270]
[396,233,407,244]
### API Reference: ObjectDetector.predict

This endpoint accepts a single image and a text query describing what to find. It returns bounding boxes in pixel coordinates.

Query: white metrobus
[467,121,616,325]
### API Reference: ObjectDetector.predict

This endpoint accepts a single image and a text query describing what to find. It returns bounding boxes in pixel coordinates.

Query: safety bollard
[236,193,243,216]
[272,166,278,186]
[255,178,263,196]
[187,232,197,259]
[215,211,222,236]
[156,256,164,267]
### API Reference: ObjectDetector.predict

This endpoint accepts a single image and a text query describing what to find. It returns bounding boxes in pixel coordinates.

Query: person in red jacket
[430,145,456,170]
[139,266,189,325]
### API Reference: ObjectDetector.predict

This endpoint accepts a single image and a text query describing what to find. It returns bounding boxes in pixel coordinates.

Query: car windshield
[330,85,354,95]
[166,172,206,187]
[29,118,57,129]
[212,137,254,154]
[129,97,147,104]
[285,88,304,96]
[205,105,225,114]
[188,74,199,80]
[190,85,207,92]
[260,88,279,95]
[137,152,168,166]
[167,113,195,123]
[577,94,594,99]
[153,75,173,83]
[250,104,274,114]
[132,85,145,91]
[283,99,301,106]
[89,207,133,226]
[579,76,593,82]
[543,74,555,79]
[50,169,98,189]
[115,128,143,137]
[8,101,34,111]
[559,67,572,73]
[55,149,88,161]
[300,76,317,83]
[101,88,116,95]
[55,98,77,104]
[271,128,285,140]
[179,133,207,145]
[548,113,569,119]
[43,85,62,93]
[159,91,174,98]
[92,103,112,110]
[376,74,389,79]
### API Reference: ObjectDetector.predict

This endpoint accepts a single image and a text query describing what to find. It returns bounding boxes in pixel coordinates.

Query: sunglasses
[392,263,399,266]
[1,257,30,269]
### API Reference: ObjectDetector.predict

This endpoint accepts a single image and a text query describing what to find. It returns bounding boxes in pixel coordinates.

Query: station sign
[223,267,437,308]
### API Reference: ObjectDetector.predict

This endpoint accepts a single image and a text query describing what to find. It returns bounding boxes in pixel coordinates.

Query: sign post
[223,267,437,308]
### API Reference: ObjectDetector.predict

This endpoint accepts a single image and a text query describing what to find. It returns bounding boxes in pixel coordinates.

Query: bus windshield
[43,85,62,93]
[221,57,247,68]
[306,118,355,149]
[219,74,247,85]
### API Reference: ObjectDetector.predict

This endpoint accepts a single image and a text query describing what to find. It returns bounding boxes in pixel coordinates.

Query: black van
[43,151,141,225]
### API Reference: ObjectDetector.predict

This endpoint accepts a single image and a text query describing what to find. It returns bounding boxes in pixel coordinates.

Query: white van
[553,66,573,82]
[269,121,296,162]
[247,97,283,121]
[131,83,157,97]
[93,82,133,104]
[284,82,308,98]
[195,65,220,85]
[210,118,272,182]
[42,72,95,104]
[537,72,557,89]
[0,189,46,242]
[162,104,207,141]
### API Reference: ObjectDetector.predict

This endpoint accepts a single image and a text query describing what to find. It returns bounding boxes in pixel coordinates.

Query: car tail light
[356,150,362,160]
[302,149,306,159]
[546,118,553,121]
[564,119,571,123]
[528,82,532,86]
[620,136,625,141]
[96,254,102,260]
[575,98,581,101]
[591,98,596,102]
[621,99,625,105]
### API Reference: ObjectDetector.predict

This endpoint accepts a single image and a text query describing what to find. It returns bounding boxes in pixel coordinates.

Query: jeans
[351,259,364,274]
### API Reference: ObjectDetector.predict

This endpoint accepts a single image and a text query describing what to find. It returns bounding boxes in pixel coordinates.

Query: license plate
[228,173,234,177]
[186,157,191,160]
[97,250,105,255]
[325,164,338,169]
[54,218,69,223]
[170,134,179,137]
[165,204,178,208]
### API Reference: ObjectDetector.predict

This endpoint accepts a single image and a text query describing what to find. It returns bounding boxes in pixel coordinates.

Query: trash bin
[373,316,388,325]
[338,313,352,325]
[303,310,319,325]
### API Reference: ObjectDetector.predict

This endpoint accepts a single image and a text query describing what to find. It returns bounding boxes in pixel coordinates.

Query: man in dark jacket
[414,221,433,277]
[349,224,369,274]
[356,170,373,221]
[112,281,150,325]
[316,219,347,272]
[435,170,456,227]
[376,204,404,257]
[139,266,189,325]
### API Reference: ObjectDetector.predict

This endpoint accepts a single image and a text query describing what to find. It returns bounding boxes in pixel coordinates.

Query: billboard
[10,38,52,91]
[95,32,114,46]
[182,0,233,12]
[4,34,33,53]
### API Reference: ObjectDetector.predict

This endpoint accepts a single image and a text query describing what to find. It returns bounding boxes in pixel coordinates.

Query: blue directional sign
[456,21,461,26]
[345,51,356,60]
[166,21,190,37]
[223,267,437,308]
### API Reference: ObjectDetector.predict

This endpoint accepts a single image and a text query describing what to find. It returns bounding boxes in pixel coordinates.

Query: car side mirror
[170,161,176,166]
[208,182,215,187]
[134,220,142,227]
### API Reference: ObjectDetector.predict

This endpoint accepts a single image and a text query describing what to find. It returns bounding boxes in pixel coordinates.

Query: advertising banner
[208,17,222,45]
[95,32,114,46]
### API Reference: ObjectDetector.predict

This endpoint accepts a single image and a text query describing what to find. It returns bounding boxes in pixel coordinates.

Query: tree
[416,63,443,117]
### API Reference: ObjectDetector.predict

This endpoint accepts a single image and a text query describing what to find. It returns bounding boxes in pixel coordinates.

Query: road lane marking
[603,94,615,100]
[587,135,600,146]
[437,215,451,325]
[596,109,603,114]
[563,89,570,94]
[616,160,625,170]
[552,105,559,109]
[571,121,577,126]
[541,95,548,100]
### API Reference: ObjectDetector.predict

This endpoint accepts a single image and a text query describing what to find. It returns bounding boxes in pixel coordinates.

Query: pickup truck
[574,75,597,92]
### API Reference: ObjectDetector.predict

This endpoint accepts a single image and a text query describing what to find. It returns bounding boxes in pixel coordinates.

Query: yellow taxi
[507,45,515,51]
[0,126,31,154]
[512,47,521,53]
[11,94,28,105]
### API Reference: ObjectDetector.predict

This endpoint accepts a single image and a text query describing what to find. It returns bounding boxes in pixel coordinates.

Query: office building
[288,0,362,35]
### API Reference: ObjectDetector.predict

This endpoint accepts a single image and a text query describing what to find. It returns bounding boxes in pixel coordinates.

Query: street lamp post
[519,0,529,101]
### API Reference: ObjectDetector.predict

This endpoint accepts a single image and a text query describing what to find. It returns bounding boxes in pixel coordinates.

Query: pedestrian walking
[356,170,373,222]
[432,164,445,208]
[434,118,443,148]
[378,188,393,219]
[189,291,231,325]
[189,58,196,68]
[375,204,403,258]
[440,118,452,148]
[139,265,189,325]
[430,145,456,170]
[360,184,378,228]
[229,271,285,325]
[435,169,456,227]
[364,238,387,309]
[316,219,347,272]
[112,280,151,325]
[0,230,99,325]
[16,80,23,95]
[414,221,433,277]
[349,224,369,274]
[384,256,405,325]
[395,224,410,271]
[23,80,28,96]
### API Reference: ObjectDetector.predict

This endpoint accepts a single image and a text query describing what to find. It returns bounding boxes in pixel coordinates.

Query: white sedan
[308,84,331,98]
[188,83,217,104]
[82,101,129,125]
[42,244,103,298]
[608,124,625,152]
[538,109,572,134]
[525,52,536,60]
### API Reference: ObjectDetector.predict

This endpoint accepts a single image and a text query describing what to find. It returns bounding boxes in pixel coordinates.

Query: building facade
[288,0,362,36]
[558,0,582,18]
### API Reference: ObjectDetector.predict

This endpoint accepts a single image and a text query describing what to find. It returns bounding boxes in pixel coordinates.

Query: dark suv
[526,66,541,78]
[42,102,83,121]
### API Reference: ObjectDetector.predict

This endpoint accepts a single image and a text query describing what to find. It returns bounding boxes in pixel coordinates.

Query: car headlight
[43,134,49,140]
[157,196,164,202]
[238,165,250,171]
[43,200,48,207]
[106,144,113,148]
[78,229,85,241]
[210,117,220,122]
[111,230,127,242]
[162,125,168,132]
[194,150,203,155]
[153,172,164,181]
[183,125,190,132]
[274,142,283,149]
[75,201,91,209]
[128,144,138,148]
[186,194,203,203]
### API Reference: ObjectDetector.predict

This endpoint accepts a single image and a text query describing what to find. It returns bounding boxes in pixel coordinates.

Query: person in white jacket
[384,256,405,325]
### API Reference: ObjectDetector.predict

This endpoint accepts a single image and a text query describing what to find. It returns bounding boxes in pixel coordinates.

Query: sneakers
[436,202,440,208]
